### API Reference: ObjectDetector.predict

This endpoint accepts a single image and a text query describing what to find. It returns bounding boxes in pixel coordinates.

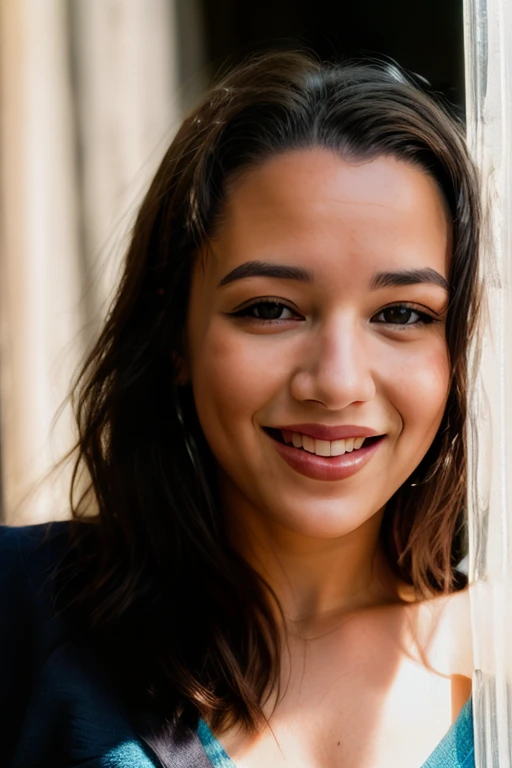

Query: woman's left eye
[232,301,299,322]
[371,305,435,326]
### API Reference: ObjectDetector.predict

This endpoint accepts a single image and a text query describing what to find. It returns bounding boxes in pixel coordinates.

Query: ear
[172,350,190,385]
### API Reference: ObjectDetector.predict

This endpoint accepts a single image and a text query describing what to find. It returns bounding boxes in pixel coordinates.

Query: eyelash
[230,299,439,327]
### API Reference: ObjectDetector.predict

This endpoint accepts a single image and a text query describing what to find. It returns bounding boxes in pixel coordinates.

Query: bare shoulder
[405,587,473,679]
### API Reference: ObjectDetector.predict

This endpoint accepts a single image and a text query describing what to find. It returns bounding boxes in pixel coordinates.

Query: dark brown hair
[58,50,481,751]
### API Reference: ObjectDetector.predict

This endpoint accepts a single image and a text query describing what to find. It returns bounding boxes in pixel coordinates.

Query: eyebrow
[217,260,449,293]
[370,268,449,293]
[218,260,314,287]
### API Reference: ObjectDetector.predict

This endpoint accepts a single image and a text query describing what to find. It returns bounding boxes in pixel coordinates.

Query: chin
[266,501,381,540]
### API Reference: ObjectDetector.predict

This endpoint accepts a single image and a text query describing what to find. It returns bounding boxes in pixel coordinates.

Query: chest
[217,617,464,768]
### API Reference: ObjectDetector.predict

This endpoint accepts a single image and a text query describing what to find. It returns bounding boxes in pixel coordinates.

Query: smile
[263,427,385,481]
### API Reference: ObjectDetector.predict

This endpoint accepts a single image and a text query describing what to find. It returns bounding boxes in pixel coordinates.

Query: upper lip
[269,424,383,441]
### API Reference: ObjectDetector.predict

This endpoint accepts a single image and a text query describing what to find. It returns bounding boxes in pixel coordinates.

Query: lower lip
[266,432,385,481]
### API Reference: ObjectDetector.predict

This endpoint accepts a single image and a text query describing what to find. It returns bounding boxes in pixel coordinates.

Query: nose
[290,317,377,409]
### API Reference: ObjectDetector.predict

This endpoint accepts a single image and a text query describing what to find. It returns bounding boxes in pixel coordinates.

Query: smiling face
[180,149,451,545]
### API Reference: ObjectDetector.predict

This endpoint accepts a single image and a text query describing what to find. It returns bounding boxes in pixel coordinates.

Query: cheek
[389,339,450,440]
[189,326,282,438]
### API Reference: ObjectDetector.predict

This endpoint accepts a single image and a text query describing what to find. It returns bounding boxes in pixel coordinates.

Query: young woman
[1,51,480,768]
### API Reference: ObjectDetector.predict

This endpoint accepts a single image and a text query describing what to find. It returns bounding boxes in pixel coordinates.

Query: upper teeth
[283,432,366,456]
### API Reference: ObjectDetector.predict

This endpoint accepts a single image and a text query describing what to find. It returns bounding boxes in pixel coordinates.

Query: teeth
[292,432,302,449]
[282,429,293,445]
[280,431,368,457]
[331,439,346,457]
[314,439,331,457]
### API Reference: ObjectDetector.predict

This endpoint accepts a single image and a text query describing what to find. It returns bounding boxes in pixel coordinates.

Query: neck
[224,491,403,637]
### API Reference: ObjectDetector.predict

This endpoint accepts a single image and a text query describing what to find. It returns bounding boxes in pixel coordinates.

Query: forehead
[203,148,451,282]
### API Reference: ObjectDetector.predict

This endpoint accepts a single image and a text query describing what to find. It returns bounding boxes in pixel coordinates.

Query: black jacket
[0,521,212,768]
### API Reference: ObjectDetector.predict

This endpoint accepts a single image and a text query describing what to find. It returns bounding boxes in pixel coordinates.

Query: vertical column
[70,0,182,338]
[0,0,84,524]
[464,0,512,765]
[0,0,189,523]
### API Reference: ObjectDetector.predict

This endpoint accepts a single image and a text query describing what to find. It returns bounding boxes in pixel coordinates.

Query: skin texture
[181,149,451,612]
[179,149,470,767]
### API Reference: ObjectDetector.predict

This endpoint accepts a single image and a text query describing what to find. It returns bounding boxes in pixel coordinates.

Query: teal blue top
[198,697,474,767]
[1,522,474,767]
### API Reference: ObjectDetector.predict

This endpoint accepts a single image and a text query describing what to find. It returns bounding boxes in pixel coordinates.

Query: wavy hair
[57,50,481,748]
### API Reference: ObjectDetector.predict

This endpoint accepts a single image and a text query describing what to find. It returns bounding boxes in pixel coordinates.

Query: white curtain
[464,0,512,764]
[0,0,205,524]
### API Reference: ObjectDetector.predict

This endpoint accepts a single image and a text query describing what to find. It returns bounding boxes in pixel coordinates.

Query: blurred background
[0,0,465,524]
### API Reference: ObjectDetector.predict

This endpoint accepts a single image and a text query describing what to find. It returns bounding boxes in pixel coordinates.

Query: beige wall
[0,0,198,524]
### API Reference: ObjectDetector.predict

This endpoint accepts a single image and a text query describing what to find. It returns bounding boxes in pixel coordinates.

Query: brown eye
[254,302,287,320]
[233,301,299,321]
[372,305,434,326]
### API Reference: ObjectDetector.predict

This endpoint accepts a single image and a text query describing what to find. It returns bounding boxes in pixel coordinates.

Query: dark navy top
[1,522,475,767]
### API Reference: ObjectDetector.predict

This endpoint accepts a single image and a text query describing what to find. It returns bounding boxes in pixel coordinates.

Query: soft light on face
[181,149,451,542]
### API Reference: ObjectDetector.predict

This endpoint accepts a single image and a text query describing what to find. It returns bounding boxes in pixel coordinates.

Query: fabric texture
[1,522,211,768]
[197,720,235,767]
[1,522,475,767]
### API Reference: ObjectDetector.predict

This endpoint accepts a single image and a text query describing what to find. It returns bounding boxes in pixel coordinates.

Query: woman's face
[181,149,451,540]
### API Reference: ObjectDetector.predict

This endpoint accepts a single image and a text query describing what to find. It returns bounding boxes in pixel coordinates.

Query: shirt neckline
[197,696,474,768]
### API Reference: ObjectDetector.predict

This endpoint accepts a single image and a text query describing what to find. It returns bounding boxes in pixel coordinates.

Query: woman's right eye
[231,300,300,322]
